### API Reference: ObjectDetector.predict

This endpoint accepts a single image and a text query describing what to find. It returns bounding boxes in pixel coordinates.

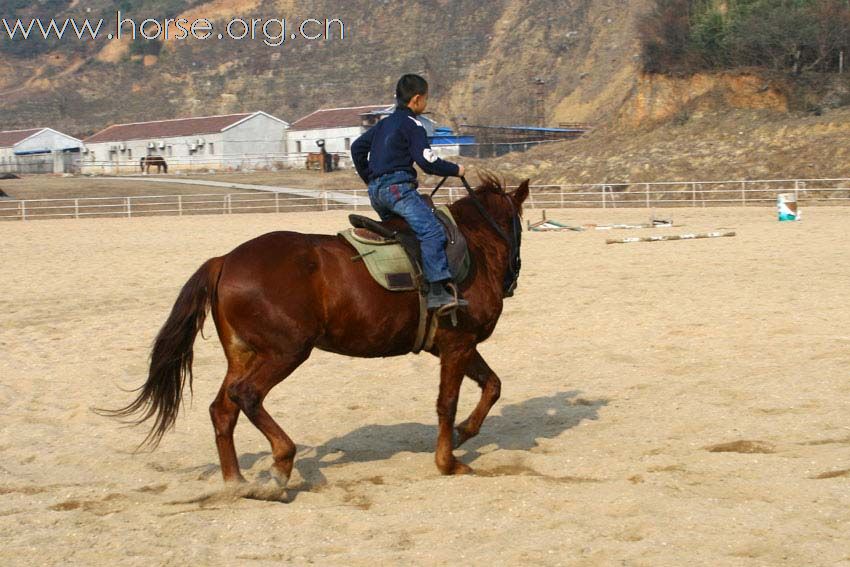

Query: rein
[431,176,522,297]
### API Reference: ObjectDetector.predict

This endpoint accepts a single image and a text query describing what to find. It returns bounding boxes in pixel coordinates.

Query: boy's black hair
[396,74,429,105]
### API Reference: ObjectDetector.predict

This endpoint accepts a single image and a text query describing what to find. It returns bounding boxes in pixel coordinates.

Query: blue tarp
[429,135,475,145]
[466,125,587,133]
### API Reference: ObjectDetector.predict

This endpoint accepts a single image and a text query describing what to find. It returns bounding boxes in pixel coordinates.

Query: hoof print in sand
[705,440,776,454]
[811,469,850,480]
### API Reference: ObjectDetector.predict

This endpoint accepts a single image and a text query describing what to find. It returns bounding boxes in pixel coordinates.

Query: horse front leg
[435,344,475,475]
[454,349,501,448]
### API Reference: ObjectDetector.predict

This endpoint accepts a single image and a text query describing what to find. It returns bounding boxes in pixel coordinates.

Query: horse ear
[511,179,530,206]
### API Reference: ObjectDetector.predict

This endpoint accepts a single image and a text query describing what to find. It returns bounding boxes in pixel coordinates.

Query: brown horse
[140,156,168,174]
[105,174,529,486]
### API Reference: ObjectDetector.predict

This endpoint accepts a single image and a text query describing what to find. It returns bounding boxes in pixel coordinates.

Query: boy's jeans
[367,170,452,283]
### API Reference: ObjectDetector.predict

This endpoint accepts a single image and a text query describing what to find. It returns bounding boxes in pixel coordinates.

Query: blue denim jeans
[367,171,452,283]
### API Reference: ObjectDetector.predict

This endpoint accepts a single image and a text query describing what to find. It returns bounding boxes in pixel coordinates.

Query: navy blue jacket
[351,105,460,184]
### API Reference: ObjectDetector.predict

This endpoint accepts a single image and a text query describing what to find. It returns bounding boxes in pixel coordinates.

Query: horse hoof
[270,467,291,488]
[438,460,473,475]
[451,462,473,475]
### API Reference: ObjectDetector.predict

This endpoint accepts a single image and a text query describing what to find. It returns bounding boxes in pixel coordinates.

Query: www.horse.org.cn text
[0,12,346,47]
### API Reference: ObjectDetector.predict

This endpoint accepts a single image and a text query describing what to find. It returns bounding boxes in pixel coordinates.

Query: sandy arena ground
[1,206,849,566]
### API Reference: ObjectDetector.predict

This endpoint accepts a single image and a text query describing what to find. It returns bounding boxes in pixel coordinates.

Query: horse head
[450,172,530,297]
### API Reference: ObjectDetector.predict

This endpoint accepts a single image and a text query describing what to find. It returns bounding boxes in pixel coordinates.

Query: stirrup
[435,282,467,325]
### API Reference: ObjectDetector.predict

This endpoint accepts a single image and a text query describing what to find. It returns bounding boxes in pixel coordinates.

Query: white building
[80,111,289,174]
[0,128,82,174]
[287,104,452,169]
[286,105,390,168]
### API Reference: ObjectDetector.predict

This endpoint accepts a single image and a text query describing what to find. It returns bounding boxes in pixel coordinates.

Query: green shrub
[640,0,850,74]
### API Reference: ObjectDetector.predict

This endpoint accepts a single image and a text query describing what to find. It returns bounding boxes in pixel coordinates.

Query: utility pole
[532,77,547,127]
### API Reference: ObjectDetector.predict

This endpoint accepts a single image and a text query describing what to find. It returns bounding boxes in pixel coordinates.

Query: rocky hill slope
[3,0,848,186]
[0,0,649,137]
[483,70,850,185]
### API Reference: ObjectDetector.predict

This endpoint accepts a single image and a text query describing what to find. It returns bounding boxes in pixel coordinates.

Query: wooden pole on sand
[606,231,736,245]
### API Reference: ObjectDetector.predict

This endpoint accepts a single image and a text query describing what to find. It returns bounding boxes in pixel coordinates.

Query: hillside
[0,0,649,137]
[482,71,850,185]
[3,0,849,187]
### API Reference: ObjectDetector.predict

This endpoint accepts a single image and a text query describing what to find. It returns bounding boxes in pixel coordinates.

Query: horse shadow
[195,390,607,496]
[290,390,607,488]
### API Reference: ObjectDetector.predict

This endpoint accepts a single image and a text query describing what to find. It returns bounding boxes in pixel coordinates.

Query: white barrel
[777,193,798,221]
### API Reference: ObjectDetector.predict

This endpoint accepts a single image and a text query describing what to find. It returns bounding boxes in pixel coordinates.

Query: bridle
[431,176,522,298]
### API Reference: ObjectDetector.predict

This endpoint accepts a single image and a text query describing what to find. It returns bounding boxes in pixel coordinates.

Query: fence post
[227,194,232,214]
[645,183,650,208]
[322,192,328,212]
[74,198,79,219]
[794,180,800,202]
[741,181,746,206]
[275,192,280,213]
[178,195,183,216]
[692,183,697,207]
[560,185,565,208]
[353,189,358,211]
[126,197,131,218]
[603,185,615,209]
[20,201,26,221]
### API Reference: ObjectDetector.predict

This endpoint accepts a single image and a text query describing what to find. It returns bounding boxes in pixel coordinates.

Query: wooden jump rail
[606,231,736,245]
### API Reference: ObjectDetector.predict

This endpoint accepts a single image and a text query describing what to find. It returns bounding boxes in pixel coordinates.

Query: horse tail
[97,257,224,449]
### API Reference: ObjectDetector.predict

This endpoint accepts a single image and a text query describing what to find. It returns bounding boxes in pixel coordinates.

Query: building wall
[80,132,232,174]
[79,113,290,174]
[0,148,16,169]
[15,130,80,153]
[430,144,462,159]
[286,126,362,168]
[221,113,289,169]
[0,130,82,174]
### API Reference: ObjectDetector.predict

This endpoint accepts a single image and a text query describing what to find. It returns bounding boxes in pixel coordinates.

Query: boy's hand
[457,164,465,177]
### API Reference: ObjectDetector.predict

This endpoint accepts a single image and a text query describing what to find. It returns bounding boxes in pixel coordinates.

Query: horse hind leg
[226,350,311,487]
[454,349,501,448]
[209,366,245,484]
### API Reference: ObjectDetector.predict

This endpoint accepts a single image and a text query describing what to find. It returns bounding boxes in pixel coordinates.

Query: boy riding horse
[351,74,467,311]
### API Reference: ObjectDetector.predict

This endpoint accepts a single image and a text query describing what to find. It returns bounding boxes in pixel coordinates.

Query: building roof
[83,111,286,144]
[0,128,45,148]
[290,105,389,130]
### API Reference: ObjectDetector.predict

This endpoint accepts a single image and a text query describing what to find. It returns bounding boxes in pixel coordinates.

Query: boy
[351,74,467,311]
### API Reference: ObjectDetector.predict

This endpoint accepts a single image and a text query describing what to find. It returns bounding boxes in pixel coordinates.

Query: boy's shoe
[427,281,469,311]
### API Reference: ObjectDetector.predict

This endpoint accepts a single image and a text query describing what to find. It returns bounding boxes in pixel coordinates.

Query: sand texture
[1,207,849,566]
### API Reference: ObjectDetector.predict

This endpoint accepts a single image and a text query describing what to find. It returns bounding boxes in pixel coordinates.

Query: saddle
[339,206,470,291]
[337,205,471,353]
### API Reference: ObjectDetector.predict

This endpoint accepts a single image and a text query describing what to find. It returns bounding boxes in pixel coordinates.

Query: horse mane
[472,171,506,196]
[448,170,517,230]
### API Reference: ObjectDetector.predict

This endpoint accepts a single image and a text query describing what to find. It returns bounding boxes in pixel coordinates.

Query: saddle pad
[338,228,419,291]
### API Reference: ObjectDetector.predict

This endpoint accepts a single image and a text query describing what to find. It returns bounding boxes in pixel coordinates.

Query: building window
[127,149,132,159]
[345,138,351,150]
[296,141,301,153]
[208,142,214,155]
[168,145,173,157]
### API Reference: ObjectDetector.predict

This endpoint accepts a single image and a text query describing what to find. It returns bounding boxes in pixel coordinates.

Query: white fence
[1,177,849,221]
[77,153,330,174]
